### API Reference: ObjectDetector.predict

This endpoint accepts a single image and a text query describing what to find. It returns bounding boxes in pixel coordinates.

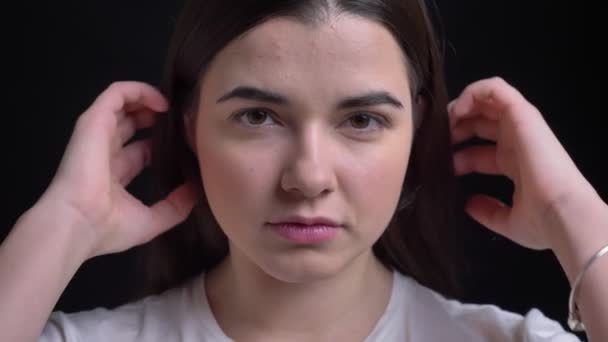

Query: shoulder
[39,274,207,342]
[394,272,583,341]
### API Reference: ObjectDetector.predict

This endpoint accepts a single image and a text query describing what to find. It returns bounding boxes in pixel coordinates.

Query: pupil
[352,114,369,128]
[248,110,267,124]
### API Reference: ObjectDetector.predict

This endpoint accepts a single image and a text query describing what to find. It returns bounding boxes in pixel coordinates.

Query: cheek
[196,135,280,230]
[342,140,410,232]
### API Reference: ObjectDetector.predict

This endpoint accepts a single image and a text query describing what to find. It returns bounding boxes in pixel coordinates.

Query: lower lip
[268,223,340,244]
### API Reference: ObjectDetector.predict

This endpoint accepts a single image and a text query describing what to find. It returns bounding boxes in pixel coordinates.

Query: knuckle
[462,82,476,95]
[489,76,508,87]
[75,109,95,127]
[107,81,145,95]
[107,81,128,93]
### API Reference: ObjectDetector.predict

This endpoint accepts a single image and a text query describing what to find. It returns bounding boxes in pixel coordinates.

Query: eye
[345,113,386,131]
[235,108,278,126]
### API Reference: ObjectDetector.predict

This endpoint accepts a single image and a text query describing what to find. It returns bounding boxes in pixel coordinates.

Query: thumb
[142,182,199,243]
[466,194,511,237]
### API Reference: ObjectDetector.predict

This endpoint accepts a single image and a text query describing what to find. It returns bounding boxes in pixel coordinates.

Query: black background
[4,0,598,337]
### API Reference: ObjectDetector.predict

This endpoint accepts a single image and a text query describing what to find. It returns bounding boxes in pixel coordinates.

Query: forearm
[550,191,608,342]
[0,201,92,342]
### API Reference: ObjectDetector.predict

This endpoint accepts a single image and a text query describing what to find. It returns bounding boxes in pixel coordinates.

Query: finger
[451,117,498,144]
[123,102,148,113]
[449,77,526,123]
[115,110,126,123]
[115,117,136,150]
[84,82,168,141]
[92,81,169,116]
[447,99,456,114]
[140,182,198,243]
[465,194,510,238]
[448,101,500,130]
[114,109,158,151]
[111,139,152,187]
[453,145,501,176]
[114,104,143,123]
[132,108,158,127]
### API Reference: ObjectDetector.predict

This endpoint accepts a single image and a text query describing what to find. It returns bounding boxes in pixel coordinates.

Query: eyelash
[232,108,390,132]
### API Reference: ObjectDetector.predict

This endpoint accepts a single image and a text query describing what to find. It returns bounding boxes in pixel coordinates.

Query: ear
[413,94,427,132]
[183,111,197,154]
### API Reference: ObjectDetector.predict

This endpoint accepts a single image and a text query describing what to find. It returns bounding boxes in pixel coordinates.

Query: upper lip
[268,215,342,227]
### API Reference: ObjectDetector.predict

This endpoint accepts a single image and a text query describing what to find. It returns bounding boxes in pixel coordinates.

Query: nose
[280,127,336,199]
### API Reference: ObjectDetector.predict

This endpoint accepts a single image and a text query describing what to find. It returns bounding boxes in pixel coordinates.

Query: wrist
[546,189,608,283]
[20,197,97,263]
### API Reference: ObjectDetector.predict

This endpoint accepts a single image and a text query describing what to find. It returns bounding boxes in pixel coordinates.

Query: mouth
[266,216,343,244]
[268,215,342,227]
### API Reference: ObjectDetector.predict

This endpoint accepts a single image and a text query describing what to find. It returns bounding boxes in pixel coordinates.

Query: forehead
[202,14,412,104]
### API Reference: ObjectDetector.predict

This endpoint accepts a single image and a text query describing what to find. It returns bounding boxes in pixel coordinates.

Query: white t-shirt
[39,271,582,341]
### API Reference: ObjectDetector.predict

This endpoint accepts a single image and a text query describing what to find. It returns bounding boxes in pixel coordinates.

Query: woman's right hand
[37,81,197,259]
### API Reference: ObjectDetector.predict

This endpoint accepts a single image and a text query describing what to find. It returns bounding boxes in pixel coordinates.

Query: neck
[204,248,393,339]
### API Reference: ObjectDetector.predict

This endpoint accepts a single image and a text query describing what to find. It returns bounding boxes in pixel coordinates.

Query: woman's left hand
[448,76,602,251]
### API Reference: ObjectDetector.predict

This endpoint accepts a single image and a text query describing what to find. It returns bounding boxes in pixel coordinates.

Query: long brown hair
[136,0,468,301]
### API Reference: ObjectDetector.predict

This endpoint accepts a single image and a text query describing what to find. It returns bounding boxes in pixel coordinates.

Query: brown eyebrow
[217,86,287,105]
[216,86,404,110]
[338,91,404,109]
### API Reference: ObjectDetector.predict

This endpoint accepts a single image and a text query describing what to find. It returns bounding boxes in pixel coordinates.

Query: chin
[257,248,355,284]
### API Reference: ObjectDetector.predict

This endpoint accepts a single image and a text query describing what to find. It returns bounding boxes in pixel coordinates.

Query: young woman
[1,0,606,341]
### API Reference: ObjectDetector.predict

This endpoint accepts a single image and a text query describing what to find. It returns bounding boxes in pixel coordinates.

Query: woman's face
[194,14,414,282]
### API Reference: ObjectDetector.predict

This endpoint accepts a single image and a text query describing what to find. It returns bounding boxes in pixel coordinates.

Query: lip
[267,223,340,244]
[267,216,343,244]
[268,215,342,227]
